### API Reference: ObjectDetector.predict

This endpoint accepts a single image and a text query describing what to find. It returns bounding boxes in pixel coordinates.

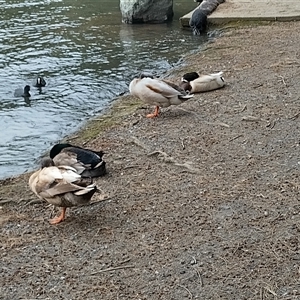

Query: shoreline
[0,35,214,183]
[2,21,300,299]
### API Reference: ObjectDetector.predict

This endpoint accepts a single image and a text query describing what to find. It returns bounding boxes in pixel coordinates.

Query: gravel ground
[1,21,300,299]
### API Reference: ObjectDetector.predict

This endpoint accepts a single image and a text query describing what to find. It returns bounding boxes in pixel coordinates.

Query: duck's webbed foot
[49,207,66,225]
[146,106,160,118]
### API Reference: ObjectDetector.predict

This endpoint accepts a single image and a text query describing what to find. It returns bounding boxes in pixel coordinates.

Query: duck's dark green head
[182,72,199,82]
[50,143,73,158]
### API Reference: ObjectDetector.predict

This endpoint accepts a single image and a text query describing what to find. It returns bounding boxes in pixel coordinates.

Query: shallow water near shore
[0,0,207,179]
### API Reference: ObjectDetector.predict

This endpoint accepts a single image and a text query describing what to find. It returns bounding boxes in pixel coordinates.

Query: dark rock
[120,0,173,24]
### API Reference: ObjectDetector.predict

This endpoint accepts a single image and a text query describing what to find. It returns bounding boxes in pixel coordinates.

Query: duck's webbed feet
[146,106,160,118]
[49,207,66,225]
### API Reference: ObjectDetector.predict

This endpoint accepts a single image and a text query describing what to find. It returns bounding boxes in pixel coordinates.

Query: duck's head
[179,81,192,93]
[23,85,31,97]
[50,143,73,158]
[35,76,46,87]
[40,157,55,168]
[182,72,200,82]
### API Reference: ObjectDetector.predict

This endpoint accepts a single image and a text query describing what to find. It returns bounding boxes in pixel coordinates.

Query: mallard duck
[49,143,106,178]
[29,158,97,224]
[129,73,194,118]
[14,85,31,97]
[34,76,46,88]
[180,71,225,93]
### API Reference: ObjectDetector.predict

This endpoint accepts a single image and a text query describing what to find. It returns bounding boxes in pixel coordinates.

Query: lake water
[0,0,208,179]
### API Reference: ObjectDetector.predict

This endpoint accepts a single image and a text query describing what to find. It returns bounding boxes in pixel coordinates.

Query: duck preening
[180,71,225,93]
[129,73,194,118]
[49,143,106,178]
[14,85,31,97]
[34,76,46,88]
[29,158,98,224]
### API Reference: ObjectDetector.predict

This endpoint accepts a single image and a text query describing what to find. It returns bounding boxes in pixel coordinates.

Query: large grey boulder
[120,0,173,24]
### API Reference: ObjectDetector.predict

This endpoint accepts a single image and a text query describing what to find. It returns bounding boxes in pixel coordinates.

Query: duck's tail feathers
[74,183,97,195]
[210,71,223,77]
[179,94,194,100]
[211,71,225,85]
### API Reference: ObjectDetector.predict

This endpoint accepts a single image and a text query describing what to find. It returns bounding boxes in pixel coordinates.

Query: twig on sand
[148,150,201,173]
[229,134,243,142]
[194,268,204,287]
[177,284,193,299]
[205,121,230,128]
[181,138,185,150]
[241,115,262,122]
[131,136,149,151]
[24,199,44,206]
[277,75,287,86]
[0,198,38,205]
[289,112,300,120]
[131,137,201,174]
[89,265,135,275]
[261,284,278,298]
[176,107,230,128]
[0,199,14,205]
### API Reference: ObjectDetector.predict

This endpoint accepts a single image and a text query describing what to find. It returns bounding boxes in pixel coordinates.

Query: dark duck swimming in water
[49,143,106,178]
[14,85,31,97]
[34,76,46,87]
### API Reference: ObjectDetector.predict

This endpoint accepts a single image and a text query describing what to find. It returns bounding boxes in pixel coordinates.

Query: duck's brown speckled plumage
[29,159,97,224]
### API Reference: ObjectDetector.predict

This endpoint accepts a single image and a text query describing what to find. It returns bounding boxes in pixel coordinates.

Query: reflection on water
[0,0,207,178]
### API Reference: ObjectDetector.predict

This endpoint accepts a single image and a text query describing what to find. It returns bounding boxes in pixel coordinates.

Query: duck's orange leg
[49,207,67,225]
[146,106,160,118]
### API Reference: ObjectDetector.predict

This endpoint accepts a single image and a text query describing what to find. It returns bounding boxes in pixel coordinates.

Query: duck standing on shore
[29,158,98,224]
[129,73,194,118]
[180,71,225,93]
[49,143,106,178]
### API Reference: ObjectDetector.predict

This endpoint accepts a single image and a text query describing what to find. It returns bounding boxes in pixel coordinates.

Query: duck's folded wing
[74,183,96,195]
[54,152,86,174]
[40,182,82,197]
[68,147,101,169]
[145,79,181,98]
[197,72,224,83]
[161,80,187,94]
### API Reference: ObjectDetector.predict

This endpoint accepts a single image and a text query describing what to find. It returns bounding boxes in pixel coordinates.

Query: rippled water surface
[0,0,207,178]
